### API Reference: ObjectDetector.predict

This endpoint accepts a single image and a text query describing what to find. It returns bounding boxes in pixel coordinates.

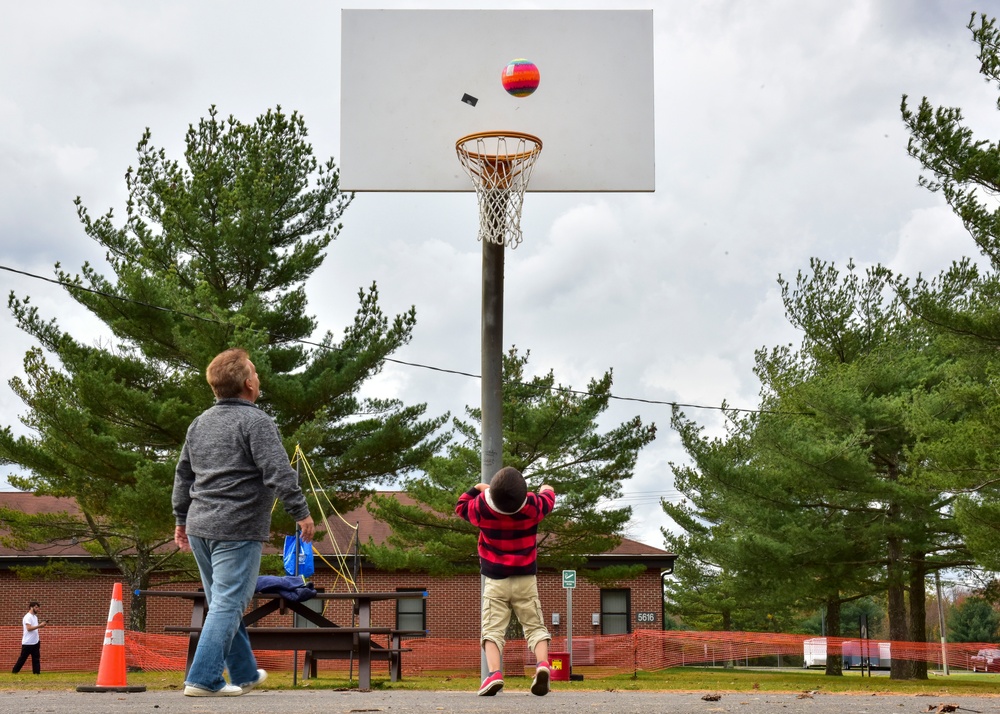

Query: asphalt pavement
[1,689,998,714]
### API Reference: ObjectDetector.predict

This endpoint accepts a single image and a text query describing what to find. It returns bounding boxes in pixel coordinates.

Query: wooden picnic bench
[138,589,428,690]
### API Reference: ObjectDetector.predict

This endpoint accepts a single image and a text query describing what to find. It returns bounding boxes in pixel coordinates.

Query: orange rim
[455,131,542,163]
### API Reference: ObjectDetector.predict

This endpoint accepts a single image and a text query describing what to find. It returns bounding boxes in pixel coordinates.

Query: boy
[456,466,556,697]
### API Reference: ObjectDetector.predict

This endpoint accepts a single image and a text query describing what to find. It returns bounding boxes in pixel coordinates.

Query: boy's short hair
[489,467,528,513]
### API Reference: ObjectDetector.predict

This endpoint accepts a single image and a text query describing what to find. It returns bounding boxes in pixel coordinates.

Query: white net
[455,132,542,249]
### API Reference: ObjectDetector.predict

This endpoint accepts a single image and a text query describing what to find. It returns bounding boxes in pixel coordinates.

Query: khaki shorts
[481,574,551,655]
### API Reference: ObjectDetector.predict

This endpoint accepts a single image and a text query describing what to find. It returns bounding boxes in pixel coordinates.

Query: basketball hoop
[456,131,542,249]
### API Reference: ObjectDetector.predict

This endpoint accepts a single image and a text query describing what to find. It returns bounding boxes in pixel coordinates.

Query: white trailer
[803,637,827,668]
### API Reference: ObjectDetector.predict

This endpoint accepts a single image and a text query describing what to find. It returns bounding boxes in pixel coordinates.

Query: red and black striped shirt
[456,486,556,579]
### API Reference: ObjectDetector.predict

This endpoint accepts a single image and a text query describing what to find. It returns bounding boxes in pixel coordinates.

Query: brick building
[0,491,675,648]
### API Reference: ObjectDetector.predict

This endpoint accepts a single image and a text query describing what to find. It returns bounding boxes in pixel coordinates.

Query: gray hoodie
[173,398,310,542]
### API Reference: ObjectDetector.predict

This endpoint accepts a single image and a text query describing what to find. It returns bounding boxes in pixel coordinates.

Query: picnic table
[137,588,428,690]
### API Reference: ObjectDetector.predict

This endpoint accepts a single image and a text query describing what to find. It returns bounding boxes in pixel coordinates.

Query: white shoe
[184,683,244,697]
[239,669,267,692]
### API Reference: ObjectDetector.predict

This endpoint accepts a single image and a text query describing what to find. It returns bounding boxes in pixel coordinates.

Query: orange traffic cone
[77,582,146,693]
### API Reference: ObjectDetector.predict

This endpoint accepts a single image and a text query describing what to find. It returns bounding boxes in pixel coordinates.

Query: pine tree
[0,106,447,628]
[364,347,656,576]
[898,12,1000,571]
[665,259,972,679]
[948,596,1000,644]
[899,13,1000,344]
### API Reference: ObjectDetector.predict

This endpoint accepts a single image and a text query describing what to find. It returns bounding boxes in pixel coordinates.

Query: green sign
[562,570,577,589]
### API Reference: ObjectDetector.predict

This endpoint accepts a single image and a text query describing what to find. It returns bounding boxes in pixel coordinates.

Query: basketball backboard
[340,9,654,193]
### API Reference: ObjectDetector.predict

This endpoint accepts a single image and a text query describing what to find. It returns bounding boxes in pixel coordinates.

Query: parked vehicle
[803,637,828,668]
[970,648,1000,672]
[843,640,891,669]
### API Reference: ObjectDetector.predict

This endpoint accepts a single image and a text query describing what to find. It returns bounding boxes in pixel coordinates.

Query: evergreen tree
[898,12,1000,570]
[899,13,1000,343]
[364,347,656,577]
[0,106,447,628]
[773,260,974,681]
[663,410,808,636]
[665,259,971,679]
[948,596,1000,644]
[663,11,1000,678]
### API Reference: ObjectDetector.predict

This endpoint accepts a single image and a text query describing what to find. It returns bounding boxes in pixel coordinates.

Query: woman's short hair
[206,348,251,399]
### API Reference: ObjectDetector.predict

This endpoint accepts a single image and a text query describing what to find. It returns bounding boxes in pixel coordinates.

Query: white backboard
[340,9,654,193]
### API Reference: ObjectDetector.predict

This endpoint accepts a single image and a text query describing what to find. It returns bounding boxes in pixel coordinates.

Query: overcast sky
[0,1,993,550]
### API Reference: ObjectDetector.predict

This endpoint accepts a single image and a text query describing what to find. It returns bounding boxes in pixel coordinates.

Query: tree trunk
[907,553,928,680]
[128,579,148,632]
[125,554,151,632]
[722,609,734,669]
[824,596,843,676]
[887,530,910,680]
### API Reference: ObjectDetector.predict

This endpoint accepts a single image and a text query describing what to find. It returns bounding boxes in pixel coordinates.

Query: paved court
[2,689,998,714]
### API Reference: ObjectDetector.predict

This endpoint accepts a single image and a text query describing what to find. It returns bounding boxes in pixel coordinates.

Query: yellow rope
[289,445,361,592]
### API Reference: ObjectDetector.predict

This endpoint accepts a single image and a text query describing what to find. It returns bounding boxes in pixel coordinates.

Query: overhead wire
[0,262,789,416]
[2,262,703,525]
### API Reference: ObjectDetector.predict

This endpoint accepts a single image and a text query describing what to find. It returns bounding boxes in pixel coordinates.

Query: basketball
[501,59,540,97]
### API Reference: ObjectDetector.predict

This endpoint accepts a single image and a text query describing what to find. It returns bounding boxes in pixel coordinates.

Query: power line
[604,490,687,507]
[0,262,785,416]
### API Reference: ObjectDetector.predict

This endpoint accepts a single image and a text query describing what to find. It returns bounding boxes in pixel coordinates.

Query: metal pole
[566,586,573,676]
[936,570,949,675]
[860,614,869,677]
[350,523,360,682]
[481,237,504,496]
[293,458,300,686]
[480,216,506,681]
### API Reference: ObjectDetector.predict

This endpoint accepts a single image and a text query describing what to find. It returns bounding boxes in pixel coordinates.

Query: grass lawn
[3,667,1000,695]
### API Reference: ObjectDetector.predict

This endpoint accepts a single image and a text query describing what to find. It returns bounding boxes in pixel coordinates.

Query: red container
[549,651,570,681]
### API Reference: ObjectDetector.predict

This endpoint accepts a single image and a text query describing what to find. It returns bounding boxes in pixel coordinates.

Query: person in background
[173,348,315,697]
[12,601,47,674]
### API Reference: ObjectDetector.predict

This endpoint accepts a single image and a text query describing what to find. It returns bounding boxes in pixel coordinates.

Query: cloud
[886,206,984,279]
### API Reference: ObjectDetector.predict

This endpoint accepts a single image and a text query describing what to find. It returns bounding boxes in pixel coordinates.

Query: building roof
[0,492,90,558]
[0,490,674,569]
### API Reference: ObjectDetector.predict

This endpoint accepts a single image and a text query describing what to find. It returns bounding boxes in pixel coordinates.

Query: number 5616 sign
[636,612,656,623]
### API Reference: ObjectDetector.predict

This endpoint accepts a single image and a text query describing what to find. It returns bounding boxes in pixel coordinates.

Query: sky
[0,0,995,550]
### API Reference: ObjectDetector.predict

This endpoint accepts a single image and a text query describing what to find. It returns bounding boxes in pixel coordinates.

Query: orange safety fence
[1,627,995,677]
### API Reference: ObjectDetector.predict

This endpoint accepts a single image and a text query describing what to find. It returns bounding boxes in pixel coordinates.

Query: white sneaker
[184,683,244,697]
[239,669,267,692]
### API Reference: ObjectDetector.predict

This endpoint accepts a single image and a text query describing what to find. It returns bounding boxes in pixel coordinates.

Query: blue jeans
[186,536,262,692]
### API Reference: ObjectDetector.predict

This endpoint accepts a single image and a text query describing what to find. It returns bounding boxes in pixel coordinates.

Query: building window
[396,588,426,636]
[600,588,631,635]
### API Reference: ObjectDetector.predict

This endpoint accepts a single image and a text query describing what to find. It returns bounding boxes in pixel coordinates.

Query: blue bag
[283,535,315,577]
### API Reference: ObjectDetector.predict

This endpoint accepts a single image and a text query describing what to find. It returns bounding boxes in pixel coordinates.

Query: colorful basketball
[501,59,540,97]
